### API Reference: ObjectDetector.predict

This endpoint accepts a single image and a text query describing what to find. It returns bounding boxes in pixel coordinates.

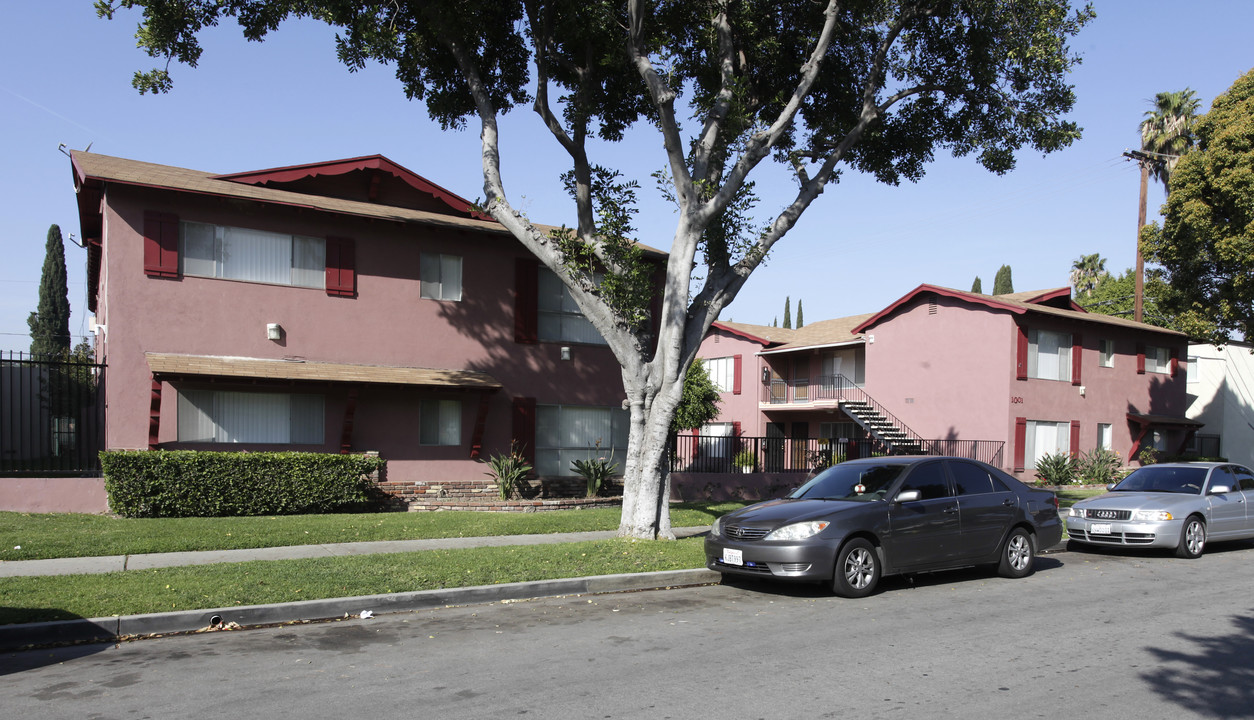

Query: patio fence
[670,433,1004,474]
[1,352,106,476]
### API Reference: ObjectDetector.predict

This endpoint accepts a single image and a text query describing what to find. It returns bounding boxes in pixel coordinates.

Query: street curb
[0,568,721,652]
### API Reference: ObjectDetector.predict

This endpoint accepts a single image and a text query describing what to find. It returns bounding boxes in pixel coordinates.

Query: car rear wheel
[997,528,1035,578]
[832,538,880,598]
[1175,516,1206,559]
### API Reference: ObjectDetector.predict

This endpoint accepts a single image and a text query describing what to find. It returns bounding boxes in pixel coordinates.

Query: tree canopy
[1069,252,1106,297]
[28,224,71,357]
[99,0,1093,538]
[992,264,1014,295]
[1142,69,1254,345]
[971,276,982,293]
[670,359,721,432]
[1140,89,1201,190]
[1074,268,1182,332]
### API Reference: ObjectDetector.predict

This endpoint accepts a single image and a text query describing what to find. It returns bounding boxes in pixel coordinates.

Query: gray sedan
[1066,462,1254,558]
[705,456,1062,597]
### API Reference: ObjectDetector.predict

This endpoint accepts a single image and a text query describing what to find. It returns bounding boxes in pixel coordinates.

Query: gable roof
[710,321,797,346]
[851,284,1186,337]
[765,313,877,353]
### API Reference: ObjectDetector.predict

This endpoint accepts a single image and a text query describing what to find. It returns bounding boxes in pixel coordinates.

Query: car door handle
[943,506,959,514]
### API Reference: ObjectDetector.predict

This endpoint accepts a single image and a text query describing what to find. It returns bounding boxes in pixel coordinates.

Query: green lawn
[1054,486,1107,508]
[0,502,744,561]
[0,537,709,625]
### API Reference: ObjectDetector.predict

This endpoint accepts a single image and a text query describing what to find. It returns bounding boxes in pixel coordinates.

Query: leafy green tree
[1140,89,1201,190]
[1075,268,1181,331]
[99,0,1093,538]
[28,224,72,357]
[670,359,721,433]
[971,276,982,293]
[1069,253,1107,297]
[993,265,1014,295]
[782,296,792,329]
[1142,69,1254,344]
[796,300,804,329]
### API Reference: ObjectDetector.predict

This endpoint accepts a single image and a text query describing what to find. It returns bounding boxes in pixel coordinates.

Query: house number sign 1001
[1010,396,1024,404]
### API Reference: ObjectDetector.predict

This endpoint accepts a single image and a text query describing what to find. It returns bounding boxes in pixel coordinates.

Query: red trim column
[340,386,359,453]
[469,393,493,459]
[148,377,162,449]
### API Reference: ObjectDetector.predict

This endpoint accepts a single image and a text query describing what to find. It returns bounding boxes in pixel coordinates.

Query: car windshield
[789,464,907,502]
[1111,466,1208,494]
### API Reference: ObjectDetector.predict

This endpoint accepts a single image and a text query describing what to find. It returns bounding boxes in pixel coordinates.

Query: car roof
[843,456,988,466]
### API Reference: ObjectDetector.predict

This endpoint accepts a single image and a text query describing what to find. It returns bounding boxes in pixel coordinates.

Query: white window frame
[181,221,324,289]
[1099,339,1114,368]
[1186,356,1198,384]
[1146,345,1171,374]
[420,399,462,446]
[535,404,629,476]
[177,389,324,444]
[420,253,463,301]
[1097,423,1113,451]
[1028,329,1072,381]
[537,268,607,345]
[704,357,735,393]
[1024,420,1070,469]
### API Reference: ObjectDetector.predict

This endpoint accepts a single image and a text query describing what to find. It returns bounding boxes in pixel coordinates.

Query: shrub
[481,441,532,500]
[1076,448,1123,485]
[732,448,757,470]
[101,450,385,518]
[571,439,618,497]
[1034,451,1077,485]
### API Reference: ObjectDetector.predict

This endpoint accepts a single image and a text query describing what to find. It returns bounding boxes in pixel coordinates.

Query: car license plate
[723,548,743,566]
[1089,523,1113,535]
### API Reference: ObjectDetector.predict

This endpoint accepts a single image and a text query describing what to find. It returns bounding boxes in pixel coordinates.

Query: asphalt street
[5,543,1254,719]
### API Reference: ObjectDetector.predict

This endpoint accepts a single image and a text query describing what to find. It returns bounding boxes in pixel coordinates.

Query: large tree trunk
[617,364,684,539]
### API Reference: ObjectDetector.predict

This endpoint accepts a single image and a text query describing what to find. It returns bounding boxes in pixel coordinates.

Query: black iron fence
[670,433,1004,474]
[1,352,105,476]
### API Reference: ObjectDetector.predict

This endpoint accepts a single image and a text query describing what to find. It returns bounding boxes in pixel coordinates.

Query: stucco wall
[96,185,627,485]
[0,477,109,514]
[1187,344,1254,467]
[696,328,770,436]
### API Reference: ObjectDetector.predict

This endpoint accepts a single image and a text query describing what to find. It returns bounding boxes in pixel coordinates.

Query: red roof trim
[213,154,493,221]
[1018,287,1087,312]
[711,321,776,346]
[852,284,1027,333]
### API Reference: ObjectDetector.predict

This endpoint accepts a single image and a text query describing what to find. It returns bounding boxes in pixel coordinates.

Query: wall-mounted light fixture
[1079,385,1086,397]
[267,323,283,341]
[561,346,571,361]
[761,366,771,384]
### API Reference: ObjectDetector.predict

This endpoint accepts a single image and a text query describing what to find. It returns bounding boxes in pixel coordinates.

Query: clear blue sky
[1,1,1251,353]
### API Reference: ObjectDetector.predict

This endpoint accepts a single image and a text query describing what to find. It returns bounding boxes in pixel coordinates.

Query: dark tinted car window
[1210,466,1236,491]
[1231,466,1254,492]
[899,462,951,500]
[789,463,907,501]
[1113,466,1208,494]
[950,461,997,495]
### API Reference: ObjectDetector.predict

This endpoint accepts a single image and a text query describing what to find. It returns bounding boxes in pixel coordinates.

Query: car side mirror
[1106,483,1118,491]
[1209,484,1232,495]
[894,489,921,503]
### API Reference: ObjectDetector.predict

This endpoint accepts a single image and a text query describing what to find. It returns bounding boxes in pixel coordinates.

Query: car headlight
[710,516,724,537]
[1133,510,1174,522]
[764,521,830,541]
[1069,507,1085,518]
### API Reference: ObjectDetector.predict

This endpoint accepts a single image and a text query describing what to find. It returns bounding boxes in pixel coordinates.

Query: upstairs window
[537,268,607,345]
[420,253,463,301]
[1145,345,1171,374]
[704,357,736,393]
[1099,339,1114,368]
[181,222,324,288]
[1028,329,1072,381]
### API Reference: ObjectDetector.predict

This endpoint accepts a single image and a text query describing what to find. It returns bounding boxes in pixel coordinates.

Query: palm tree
[1140,89,1201,190]
[1069,253,1107,297]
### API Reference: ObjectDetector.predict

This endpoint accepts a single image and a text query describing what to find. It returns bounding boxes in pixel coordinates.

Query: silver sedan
[1066,462,1254,558]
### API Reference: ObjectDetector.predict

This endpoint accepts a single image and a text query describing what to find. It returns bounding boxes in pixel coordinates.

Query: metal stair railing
[819,374,929,454]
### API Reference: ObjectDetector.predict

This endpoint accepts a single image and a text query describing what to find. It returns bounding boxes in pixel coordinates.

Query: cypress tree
[796,300,804,328]
[782,296,792,329]
[971,276,983,293]
[993,265,1014,295]
[28,224,71,357]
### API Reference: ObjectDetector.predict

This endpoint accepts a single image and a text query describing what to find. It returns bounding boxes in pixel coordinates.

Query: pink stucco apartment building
[71,151,653,498]
[695,284,1198,480]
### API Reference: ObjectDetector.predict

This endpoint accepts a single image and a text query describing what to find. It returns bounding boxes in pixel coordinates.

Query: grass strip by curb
[0,503,742,561]
[0,537,707,625]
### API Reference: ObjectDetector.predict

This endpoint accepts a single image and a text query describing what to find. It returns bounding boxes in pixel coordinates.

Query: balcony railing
[764,373,860,405]
[670,434,1004,474]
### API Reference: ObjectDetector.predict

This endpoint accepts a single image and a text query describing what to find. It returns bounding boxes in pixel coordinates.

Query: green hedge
[100,450,387,518]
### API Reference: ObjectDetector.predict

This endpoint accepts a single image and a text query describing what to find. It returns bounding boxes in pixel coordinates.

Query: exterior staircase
[837,396,928,456]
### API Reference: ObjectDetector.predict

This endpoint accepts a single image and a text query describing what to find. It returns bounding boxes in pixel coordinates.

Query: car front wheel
[1175,516,1206,559]
[997,528,1035,578]
[832,538,881,598]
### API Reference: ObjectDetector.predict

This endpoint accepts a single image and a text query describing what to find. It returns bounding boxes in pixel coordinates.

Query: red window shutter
[1013,417,1027,472]
[511,396,536,466]
[515,257,539,344]
[732,421,742,437]
[143,211,179,278]
[1070,420,1081,457]
[732,355,743,395]
[1170,347,1179,377]
[1072,332,1083,386]
[1015,325,1028,381]
[325,236,356,297]
[691,431,700,458]
[1136,343,1146,374]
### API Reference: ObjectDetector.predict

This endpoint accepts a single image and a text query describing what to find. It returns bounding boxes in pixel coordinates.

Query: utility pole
[1124,149,1162,324]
